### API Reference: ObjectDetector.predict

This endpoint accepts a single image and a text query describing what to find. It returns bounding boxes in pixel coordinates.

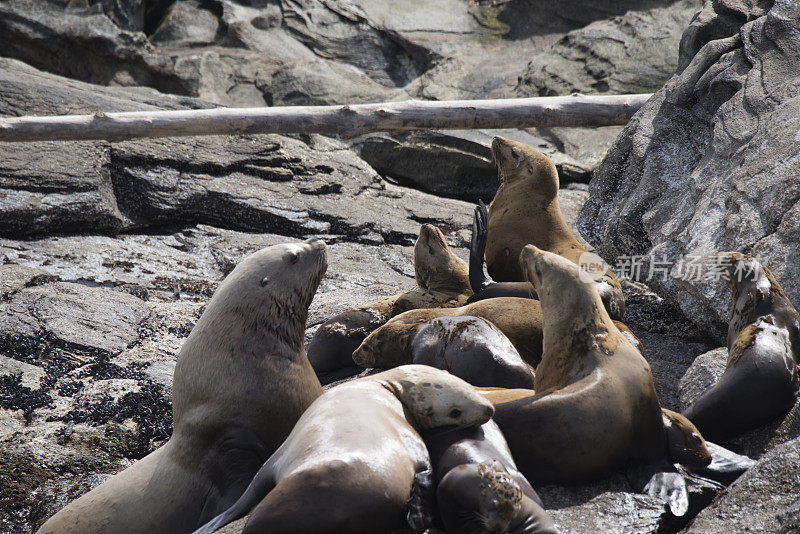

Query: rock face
[579,0,800,339]
[683,436,800,533]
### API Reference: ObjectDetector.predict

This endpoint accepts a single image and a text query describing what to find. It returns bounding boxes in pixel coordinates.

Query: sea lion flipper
[469,201,493,293]
[406,467,435,532]
[691,441,756,485]
[191,463,278,534]
[627,460,689,517]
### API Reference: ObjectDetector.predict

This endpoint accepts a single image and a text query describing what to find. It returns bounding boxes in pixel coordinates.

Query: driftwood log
[0,94,653,142]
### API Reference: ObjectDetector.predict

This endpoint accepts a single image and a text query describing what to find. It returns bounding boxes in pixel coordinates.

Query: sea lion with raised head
[425,420,557,534]
[476,137,625,320]
[191,365,495,534]
[682,252,800,441]
[354,314,536,388]
[308,224,472,382]
[480,246,666,491]
[37,240,328,534]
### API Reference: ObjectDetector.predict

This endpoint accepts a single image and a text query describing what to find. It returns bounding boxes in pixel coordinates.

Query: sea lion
[481,245,665,487]
[661,409,711,469]
[682,252,800,441]
[354,315,536,388]
[425,420,557,534]
[191,365,495,534]
[38,240,328,534]
[479,137,625,320]
[308,224,472,381]
[354,297,639,370]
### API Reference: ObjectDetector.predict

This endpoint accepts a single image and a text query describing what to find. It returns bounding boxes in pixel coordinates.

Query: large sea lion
[191,365,495,534]
[354,297,640,370]
[38,240,329,534]
[682,252,800,441]
[308,224,472,381]
[476,137,625,320]
[480,245,665,488]
[354,315,535,388]
[425,420,557,534]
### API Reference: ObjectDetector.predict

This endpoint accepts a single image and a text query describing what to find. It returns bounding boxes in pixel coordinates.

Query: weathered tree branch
[0,94,653,142]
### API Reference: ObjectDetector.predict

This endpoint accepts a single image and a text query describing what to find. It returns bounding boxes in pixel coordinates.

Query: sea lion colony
[36,138,798,533]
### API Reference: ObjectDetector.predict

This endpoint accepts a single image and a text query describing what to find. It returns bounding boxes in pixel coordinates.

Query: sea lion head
[438,461,523,534]
[662,409,711,469]
[207,238,328,349]
[520,244,598,312]
[491,136,559,200]
[717,251,781,300]
[352,319,416,368]
[385,365,494,431]
[414,224,470,293]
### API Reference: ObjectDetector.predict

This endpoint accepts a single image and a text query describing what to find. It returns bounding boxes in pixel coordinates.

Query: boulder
[579,0,800,340]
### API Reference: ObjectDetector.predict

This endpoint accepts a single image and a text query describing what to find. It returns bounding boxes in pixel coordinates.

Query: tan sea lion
[478,137,625,320]
[482,245,665,486]
[354,297,639,370]
[354,315,536,388]
[424,420,557,534]
[308,224,472,381]
[682,252,800,441]
[37,240,329,534]
[190,365,495,534]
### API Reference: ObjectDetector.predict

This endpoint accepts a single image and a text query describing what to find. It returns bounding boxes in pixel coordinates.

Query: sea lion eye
[260,277,270,287]
[449,408,462,419]
[285,251,299,264]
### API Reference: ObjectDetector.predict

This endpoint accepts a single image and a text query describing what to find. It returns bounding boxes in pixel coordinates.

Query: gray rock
[579,0,800,340]
[354,129,590,202]
[0,282,151,359]
[517,0,701,97]
[149,1,220,46]
[0,264,55,301]
[683,436,800,533]
[678,347,727,412]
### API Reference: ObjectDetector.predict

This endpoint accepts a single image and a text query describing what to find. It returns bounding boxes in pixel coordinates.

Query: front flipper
[407,467,435,532]
[627,460,688,517]
[469,201,493,293]
[691,441,755,485]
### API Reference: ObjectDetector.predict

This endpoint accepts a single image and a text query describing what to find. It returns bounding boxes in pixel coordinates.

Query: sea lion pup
[481,246,675,502]
[353,315,535,388]
[425,420,557,534]
[308,224,472,382]
[477,137,625,320]
[682,252,800,441]
[190,365,495,534]
[38,240,329,534]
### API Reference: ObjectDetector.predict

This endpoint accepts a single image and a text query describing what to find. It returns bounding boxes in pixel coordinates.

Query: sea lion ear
[511,147,523,168]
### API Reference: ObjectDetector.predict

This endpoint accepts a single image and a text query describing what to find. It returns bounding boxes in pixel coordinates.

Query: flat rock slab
[0,264,55,300]
[0,282,151,359]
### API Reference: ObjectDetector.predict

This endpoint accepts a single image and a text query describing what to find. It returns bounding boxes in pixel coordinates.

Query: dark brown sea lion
[682,252,800,441]
[308,224,472,381]
[481,245,665,487]
[37,240,329,534]
[354,315,535,389]
[190,365,495,534]
[477,137,625,320]
[424,420,557,534]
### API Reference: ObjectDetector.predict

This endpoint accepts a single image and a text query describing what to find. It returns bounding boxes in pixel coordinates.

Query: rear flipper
[469,201,493,293]
[192,461,277,534]
[690,441,755,485]
[407,468,435,532]
[627,460,688,517]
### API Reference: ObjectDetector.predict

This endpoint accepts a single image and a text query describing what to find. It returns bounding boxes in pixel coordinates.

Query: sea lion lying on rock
[308,224,472,382]
[191,365,495,534]
[425,420,557,534]
[682,252,800,441]
[354,315,535,389]
[478,246,688,513]
[38,240,328,534]
[472,137,625,320]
